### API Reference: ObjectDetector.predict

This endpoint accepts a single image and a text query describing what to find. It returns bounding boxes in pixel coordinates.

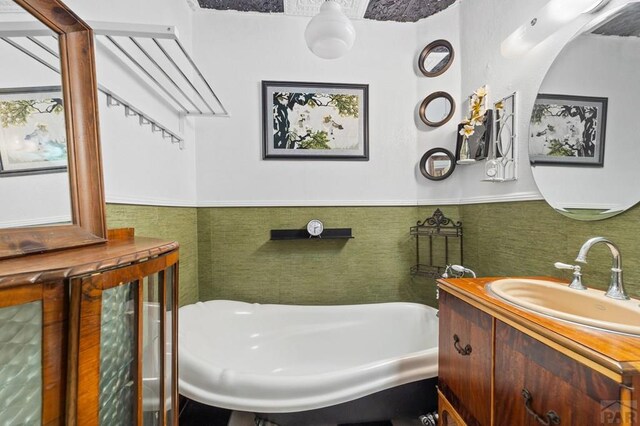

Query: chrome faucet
[575,237,629,300]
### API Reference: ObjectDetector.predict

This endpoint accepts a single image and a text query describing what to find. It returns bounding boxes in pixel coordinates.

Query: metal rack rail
[410,209,463,278]
[0,21,229,148]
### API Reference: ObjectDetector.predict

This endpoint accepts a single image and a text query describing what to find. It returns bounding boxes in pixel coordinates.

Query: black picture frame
[262,81,369,160]
[529,94,607,167]
[455,109,494,162]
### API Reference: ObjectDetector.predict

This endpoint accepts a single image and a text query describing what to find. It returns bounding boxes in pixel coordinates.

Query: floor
[179,398,425,426]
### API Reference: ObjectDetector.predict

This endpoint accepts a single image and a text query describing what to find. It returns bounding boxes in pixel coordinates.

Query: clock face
[307,219,324,236]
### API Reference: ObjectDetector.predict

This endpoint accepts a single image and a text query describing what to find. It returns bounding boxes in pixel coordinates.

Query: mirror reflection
[0,4,71,229]
[420,148,456,181]
[529,3,640,220]
[420,92,455,127]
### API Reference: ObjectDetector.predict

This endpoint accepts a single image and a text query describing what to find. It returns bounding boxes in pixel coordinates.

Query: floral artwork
[529,94,607,166]
[0,87,67,176]
[262,81,368,160]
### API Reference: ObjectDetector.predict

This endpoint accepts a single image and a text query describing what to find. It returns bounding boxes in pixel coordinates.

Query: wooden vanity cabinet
[438,291,492,426]
[437,278,640,426]
[494,321,621,426]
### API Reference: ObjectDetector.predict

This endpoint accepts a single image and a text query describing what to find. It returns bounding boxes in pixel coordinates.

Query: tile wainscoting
[105,200,640,309]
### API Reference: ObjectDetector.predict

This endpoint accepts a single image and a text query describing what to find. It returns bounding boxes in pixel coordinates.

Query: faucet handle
[554,262,587,290]
[554,262,578,271]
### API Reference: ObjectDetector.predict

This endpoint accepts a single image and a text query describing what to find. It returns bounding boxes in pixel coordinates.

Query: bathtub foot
[419,411,439,426]
[254,415,280,426]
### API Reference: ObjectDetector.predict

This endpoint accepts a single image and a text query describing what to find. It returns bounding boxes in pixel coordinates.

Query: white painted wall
[532,34,640,212]
[193,11,423,206]
[64,0,199,207]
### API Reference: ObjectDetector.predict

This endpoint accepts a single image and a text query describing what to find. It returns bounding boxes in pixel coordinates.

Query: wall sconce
[305,0,356,59]
[501,0,611,58]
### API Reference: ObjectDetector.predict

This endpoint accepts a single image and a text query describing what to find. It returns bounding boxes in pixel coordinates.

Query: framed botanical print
[262,81,369,160]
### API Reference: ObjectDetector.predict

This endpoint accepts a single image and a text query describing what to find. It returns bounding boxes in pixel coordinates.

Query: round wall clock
[307,219,324,237]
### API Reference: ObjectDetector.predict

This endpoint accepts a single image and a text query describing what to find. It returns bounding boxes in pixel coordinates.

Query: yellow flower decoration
[459,124,475,137]
[495,100,504,111]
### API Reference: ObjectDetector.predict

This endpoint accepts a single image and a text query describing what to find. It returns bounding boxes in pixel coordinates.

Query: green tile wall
[197,206,460,306]
[106,204,199,306]
[461,200,640,299]
[106,200,640,309]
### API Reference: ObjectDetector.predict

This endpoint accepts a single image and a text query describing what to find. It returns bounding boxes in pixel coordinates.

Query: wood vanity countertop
[438,277,640,382]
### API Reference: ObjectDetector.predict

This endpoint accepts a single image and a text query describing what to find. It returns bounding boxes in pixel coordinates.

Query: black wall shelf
[270,228,353,241]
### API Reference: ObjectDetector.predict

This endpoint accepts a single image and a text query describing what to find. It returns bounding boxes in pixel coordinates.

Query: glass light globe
[304,1,356,59]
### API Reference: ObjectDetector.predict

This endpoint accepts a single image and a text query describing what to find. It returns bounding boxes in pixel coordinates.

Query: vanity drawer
[494,320,622,426]
[438,291,492,426]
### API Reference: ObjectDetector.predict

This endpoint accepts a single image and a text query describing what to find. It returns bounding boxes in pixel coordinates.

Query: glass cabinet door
[71,251,179,426]
[0,283,66,425]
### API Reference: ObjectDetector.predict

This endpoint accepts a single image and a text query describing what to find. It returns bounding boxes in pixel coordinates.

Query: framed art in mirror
[0,86,67,176]
[0,0,106,259]
[529,94,607,167]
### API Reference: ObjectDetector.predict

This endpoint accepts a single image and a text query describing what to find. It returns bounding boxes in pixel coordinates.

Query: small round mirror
[419,92,455,127]
[420,148,456,181]
[419,40,454,77]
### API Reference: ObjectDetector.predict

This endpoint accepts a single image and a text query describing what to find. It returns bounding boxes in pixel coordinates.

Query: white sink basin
[487,278,640,336]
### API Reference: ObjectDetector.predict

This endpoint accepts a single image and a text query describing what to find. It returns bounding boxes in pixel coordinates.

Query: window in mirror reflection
[0,3,71,229]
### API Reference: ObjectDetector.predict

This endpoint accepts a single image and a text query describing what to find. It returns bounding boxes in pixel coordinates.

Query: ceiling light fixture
[304,0,356,60]
[501,0,611,58]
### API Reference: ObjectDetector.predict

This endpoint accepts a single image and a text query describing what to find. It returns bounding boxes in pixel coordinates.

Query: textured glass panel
[142,274,161,425]
[164,267,175,426]
[0,301,41,426]
[99,283,136,426]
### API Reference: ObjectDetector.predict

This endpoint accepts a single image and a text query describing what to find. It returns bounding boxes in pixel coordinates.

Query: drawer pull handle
[521,388,561,425]
[453,334,472,356]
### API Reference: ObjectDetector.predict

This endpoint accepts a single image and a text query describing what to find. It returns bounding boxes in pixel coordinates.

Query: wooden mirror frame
[0,0,106,259]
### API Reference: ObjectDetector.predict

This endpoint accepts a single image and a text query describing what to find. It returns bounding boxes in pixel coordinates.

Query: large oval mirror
[0,5,70,229]
[420,92,455,127]
[529,3,640,221]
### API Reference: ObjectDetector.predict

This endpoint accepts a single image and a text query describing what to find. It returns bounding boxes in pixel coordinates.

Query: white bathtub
[178,300,439,414]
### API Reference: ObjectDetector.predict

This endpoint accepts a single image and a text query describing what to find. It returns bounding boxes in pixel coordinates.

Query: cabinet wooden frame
[67,251,179,425]
[0,282,67,424]
[1,0,106,259]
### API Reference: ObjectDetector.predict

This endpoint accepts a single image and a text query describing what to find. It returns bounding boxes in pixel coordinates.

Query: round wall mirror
[528,3,640,221]
[420,92,455,127]
[418,40,454,77]
[420,148,456,181]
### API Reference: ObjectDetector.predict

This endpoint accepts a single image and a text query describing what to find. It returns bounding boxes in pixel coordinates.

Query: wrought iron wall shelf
[271,228,353,241]
[410,209,463,278]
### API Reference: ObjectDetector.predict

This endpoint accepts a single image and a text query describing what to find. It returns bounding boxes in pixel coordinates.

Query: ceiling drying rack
[0,21,228,149]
